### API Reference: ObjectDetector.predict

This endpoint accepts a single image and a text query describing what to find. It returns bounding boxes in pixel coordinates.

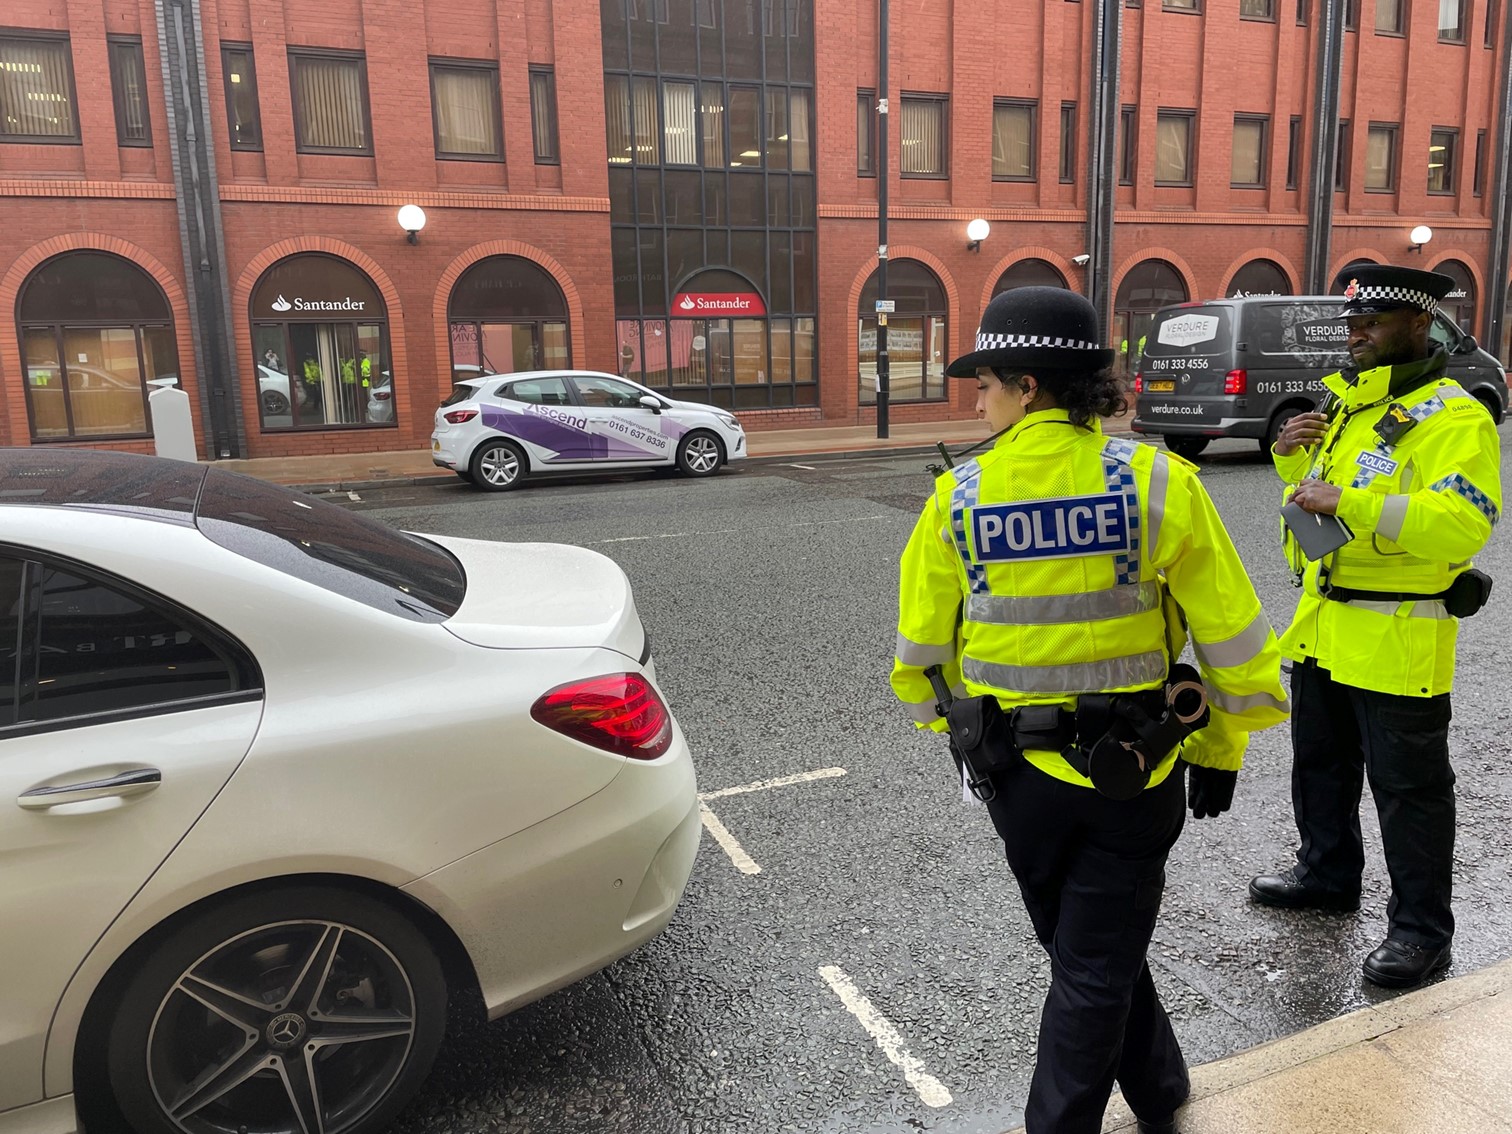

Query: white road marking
[784,463,817,470]
[699,803,761,874]
[818,965,953,1108]
[348,491,362,502]
[699,767,847,801]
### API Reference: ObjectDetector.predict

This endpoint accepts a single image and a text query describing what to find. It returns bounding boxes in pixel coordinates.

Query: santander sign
[672,292,768,316]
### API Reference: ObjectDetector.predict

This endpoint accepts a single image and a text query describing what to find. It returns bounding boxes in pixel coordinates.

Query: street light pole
[876,0,890,439]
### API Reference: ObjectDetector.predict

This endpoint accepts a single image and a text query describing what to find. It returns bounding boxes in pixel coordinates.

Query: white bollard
[146,378,198,463]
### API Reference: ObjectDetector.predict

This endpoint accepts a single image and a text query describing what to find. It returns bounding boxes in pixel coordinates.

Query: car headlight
[717,413,741,430]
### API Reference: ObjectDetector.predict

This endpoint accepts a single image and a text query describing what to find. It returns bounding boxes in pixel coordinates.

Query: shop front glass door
[285,322,379,427]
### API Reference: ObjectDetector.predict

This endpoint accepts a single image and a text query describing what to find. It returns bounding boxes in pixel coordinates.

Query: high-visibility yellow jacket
[892,410,1290,789]
[1273,352,1502,697]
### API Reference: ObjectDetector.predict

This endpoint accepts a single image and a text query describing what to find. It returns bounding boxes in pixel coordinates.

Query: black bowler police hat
[945,286,1116,377]
[1335,264,1455,316]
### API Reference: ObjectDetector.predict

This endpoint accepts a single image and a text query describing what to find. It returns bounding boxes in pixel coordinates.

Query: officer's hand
[1187,764,1237,820]
[1287,479,1343,515]
[1274,412,1329,456]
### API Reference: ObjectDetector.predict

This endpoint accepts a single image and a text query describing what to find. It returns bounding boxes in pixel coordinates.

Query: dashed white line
[699,767,847,801]
[818,965,953,1108]
[698,803,761,874]
[784,463,817,470]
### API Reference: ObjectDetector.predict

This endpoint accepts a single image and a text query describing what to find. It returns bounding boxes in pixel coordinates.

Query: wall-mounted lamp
[1408,224,1433,254]
[966,218,991,253]
[398,204,428,245]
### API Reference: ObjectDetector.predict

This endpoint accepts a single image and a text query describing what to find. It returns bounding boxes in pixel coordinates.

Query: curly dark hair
[991,366,1126,430]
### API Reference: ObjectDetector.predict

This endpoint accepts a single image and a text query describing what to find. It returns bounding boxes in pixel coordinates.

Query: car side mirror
[638,395,663,414]
[1457,334,1479,353]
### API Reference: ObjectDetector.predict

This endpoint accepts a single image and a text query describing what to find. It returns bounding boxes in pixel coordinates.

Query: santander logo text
[670,292,768,316]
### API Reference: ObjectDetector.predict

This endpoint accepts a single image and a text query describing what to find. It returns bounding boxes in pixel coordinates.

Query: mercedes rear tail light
[1224,369,1248,395]
[531,673,674,760]
[443,409,479,424]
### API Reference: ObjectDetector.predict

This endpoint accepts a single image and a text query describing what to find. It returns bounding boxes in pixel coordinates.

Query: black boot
[1362,939,1452,989]
[1248,867,1360,912]
[1136,1119,1178,1134]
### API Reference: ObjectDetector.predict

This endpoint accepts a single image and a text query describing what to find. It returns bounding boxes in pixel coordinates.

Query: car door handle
[18,768,163,810]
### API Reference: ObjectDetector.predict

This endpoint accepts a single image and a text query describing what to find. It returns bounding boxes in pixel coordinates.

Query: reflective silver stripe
[1192,610,1272,670]
[965,581,1161,626]
[1147,452,1170,558]
[1378,494,1410,542]
[895,633,956,668]
[962,650,1167,694]
[1344,597,1455,620]
[1438,384,1473,401]
[1206,685,1292,715]
[905,700,942,725]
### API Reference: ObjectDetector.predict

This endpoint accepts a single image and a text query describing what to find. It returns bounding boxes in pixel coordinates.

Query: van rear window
[1143,307,1232,359]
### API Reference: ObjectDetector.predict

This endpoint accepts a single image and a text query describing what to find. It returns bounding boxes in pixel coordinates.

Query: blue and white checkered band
[1349,397,1448,488]
[1431,473,1500,525]
[948,459,990,594]
[1346,284,1439,315]
[1101,438,1142,585]
[974,332,1101,352]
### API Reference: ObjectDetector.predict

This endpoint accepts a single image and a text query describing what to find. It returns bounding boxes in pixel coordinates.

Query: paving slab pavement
[1005,957,1512,1134]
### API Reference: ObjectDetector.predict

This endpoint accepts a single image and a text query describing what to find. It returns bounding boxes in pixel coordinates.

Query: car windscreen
[1248,302,1350,366]
[195,470,466,622]
[1141,307,1234,375]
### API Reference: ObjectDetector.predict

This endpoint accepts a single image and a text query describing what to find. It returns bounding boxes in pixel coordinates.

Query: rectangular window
[1376,0,1405,31]
[529,66,559,163]
[108,37,151,147]
[1428,126,1457,192]
[857,88,875,176]
[1163,0,1200,9]
[1119,105,1137,184]
[290,51,372,155]
[1345,0,1359,27]
[1487,0,1498,45]
[1059,102,1077,182]
[1439,0,1467,40]
[221,44,262,150]
[429,61,501,159]
[789,89,811,172]
[0,33,78,142]
[1240,0,1275,18]
[1475,129,1487,195]
[701,81,724,167]
[992,99,1035,180]
[1231,115,1267,186]
[1154,110,1194,185]
[728,85,760,166]
[764,86,788,168]
[900,94,947,177]
[1335,119,1350,191]
[1364,123,1397,190]
[663,80,698,164]
[1297,0,1309,23]
[1286,115,1302,188]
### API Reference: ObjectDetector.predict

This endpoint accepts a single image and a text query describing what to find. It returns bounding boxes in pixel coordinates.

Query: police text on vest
[968,494,1131,563]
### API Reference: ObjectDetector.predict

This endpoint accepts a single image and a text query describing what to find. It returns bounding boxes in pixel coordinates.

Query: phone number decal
[1254,379,1325,395]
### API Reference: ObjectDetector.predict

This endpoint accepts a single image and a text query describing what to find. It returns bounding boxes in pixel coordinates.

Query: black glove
[1186,763,1237,819]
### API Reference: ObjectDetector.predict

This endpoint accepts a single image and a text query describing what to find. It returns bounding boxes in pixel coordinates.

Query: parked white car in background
[431,370,747,490]
[0,449,700,1134]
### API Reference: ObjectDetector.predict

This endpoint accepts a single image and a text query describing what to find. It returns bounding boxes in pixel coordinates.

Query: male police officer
[892,288,1289,1134]
[1250,265,1502,988]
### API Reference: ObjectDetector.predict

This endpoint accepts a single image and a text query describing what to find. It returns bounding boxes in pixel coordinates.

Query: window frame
[1154,108,1196,187]
[1231,113,1269,188]
[220,42,263,152]
[1474,128,1487,195]
[1364,122,1399,192]
[1345,0,1359,28]
[0,30,81,145]
[991,97,1038,182]
[1487,0,1499,45]
[427,57,503,162]
[1439,0,1468,41]
[107,35,152,148]
[1335,118,1351,192]
[1428,126,1458,194]
[857,87,875,177]
[1239,0,1276,21]
[1286,115,1302,189]
[1375,0,1406,33]
[1059,101,1077,183]
[528,65,560,165]
[1297,0,1309,23]
[288,47,374,157]
[899,91,949,180]
[1119,104,1137,184]
[1162,0,1202,12]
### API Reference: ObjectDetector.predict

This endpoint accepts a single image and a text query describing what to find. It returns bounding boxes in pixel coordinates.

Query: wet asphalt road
[350,425,1512,1134]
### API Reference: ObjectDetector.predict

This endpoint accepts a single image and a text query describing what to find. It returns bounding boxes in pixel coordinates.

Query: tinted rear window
[441,384,481,407]
[195,470,466,622]
[1143,307,1234,361]
[1248,302,1349,364]
[0,449,202,519]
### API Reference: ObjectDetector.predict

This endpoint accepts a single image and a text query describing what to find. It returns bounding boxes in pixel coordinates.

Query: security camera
[1071,254,1091,267]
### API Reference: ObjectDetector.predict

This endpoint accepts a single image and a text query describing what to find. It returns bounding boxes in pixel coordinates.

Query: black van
[1129,296,1509,459]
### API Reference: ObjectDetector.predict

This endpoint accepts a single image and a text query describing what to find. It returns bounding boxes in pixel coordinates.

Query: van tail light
[1133,373,1144,394]
[443,409,478,424]
[531,673,674,760]
[1224,369,1248,395]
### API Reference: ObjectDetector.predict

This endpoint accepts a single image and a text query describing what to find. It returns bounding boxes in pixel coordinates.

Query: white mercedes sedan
[0,449,700,1134]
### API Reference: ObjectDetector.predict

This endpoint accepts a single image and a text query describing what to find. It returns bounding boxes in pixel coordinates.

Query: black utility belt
[947,663,1211,802]
[1322,568,1493,619]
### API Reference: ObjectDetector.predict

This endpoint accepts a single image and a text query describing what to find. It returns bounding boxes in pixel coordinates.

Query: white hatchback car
[0,450,700,1134]
[431,370,747,491]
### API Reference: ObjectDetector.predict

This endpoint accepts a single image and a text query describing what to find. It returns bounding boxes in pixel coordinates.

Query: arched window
[859,260,947,403]
[1228,259,1292,298]
[991,258,1069,298]
[1436,260,1475,335]
[249,255,393,430]
[18,252,179,441]
[447,256,571,384]
[1113,260,1187,373]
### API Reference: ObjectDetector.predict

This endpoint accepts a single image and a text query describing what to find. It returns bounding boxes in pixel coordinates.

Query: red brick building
[0,0,1505,459]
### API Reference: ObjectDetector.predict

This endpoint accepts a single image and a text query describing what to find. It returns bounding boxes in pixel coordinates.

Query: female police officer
[891,287,1289,1134]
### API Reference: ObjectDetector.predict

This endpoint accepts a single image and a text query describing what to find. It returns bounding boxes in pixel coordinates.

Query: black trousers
[985,759,1190,1134]
[1290,658,1456,947]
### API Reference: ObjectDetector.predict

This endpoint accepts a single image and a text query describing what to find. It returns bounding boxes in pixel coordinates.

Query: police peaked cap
[945,286,1116,377]
[1335,264,1455,316]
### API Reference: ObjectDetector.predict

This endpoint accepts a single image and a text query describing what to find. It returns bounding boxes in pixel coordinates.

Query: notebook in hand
[1281,500,1355,560]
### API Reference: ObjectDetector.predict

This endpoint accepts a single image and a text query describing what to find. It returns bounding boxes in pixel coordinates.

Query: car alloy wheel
[471,440,526,491]
[677,431,724,477]
[262,390,290,416]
